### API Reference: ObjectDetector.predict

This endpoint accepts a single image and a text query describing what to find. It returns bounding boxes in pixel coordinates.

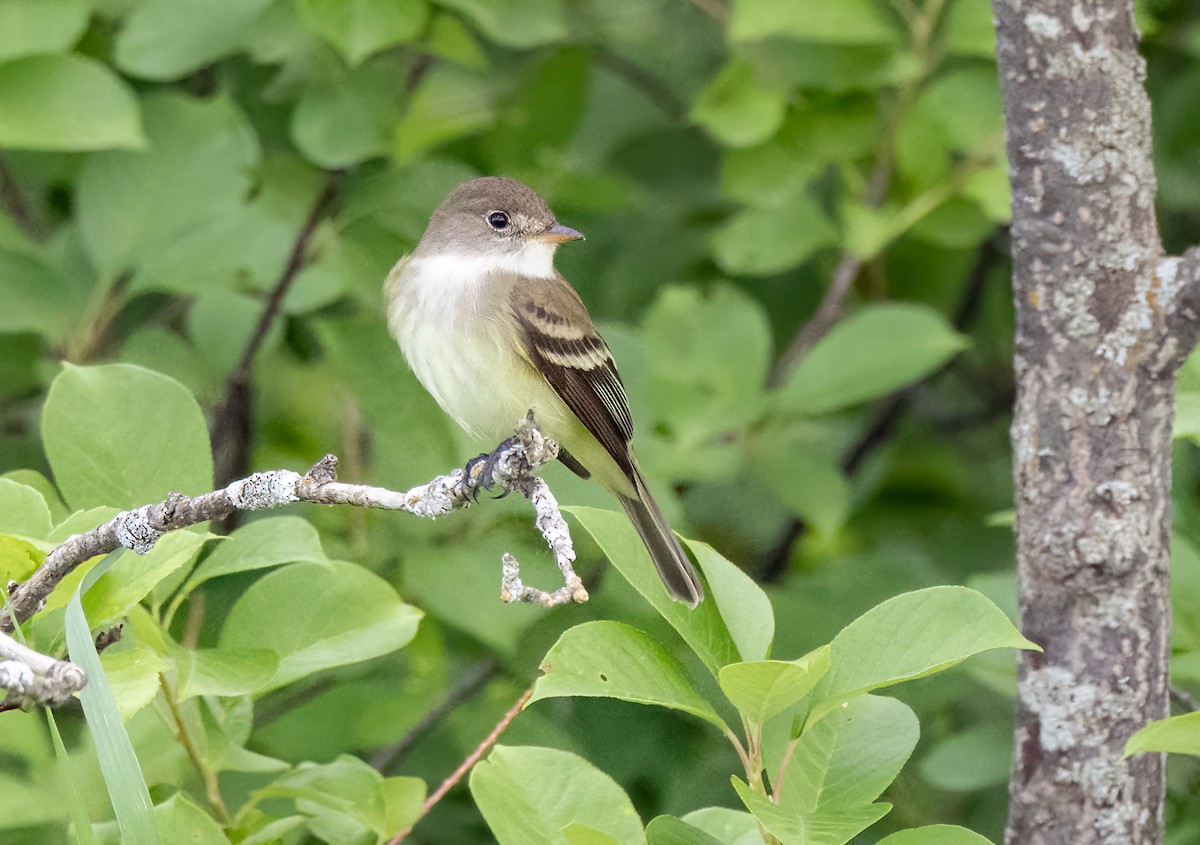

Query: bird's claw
[462,437,521,501]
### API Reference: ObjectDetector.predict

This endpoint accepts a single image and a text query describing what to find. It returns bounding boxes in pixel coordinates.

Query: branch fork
[0,416,584,707]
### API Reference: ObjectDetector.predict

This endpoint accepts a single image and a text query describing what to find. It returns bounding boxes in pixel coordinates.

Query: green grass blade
[65,549,160,844]
[46,708,100,845]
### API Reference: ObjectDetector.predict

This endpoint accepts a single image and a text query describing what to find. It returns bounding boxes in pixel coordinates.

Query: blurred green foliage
[2,0,1200,842]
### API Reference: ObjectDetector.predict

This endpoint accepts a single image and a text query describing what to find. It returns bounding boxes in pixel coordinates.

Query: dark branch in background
[1164,246,1200,365]
[687,0,729,25]
[758,231,1010,582]
[593,50,687,121]
[0,154,38,240]
[768,161,894,389]
[372,656,500,774]
[211,172,341,493]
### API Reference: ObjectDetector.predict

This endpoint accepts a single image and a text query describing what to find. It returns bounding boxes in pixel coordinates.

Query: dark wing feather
[510,284,636,481]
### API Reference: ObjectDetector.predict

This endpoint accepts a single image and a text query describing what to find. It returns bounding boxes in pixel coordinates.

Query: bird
[384,176,703,607]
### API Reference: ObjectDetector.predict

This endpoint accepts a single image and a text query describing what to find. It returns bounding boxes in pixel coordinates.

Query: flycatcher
[385,176,703,607]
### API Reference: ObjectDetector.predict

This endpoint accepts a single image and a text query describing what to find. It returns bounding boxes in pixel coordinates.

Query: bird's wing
[506,274,636,481]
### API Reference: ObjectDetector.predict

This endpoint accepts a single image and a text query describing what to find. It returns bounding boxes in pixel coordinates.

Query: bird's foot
[462,438,520,501]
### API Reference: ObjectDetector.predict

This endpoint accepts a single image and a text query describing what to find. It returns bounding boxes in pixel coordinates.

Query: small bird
[385,176,703,607]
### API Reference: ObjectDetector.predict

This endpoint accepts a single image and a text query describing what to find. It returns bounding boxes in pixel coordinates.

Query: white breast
[386,248,567,442]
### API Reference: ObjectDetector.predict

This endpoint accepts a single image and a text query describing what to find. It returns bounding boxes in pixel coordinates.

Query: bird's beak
[538,223,585,244]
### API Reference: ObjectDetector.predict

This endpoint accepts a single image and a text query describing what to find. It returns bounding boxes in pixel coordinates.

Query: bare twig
[2,416,584,636]
[372,657,500,773]
[688,0,729,25]
[0,154,38,240]
[387,685,535,844]
[0,629,86,708]
[768,161,892,388]
[212,172,341,489]
[759,230,1008,581]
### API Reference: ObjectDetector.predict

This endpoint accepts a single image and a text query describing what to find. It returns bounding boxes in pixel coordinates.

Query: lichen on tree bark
[993,0,1200,842]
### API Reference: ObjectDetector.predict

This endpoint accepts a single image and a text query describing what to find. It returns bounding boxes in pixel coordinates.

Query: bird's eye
[487,211,510,230]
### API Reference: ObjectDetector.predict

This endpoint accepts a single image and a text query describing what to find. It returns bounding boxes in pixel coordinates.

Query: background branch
[211,171,341,491]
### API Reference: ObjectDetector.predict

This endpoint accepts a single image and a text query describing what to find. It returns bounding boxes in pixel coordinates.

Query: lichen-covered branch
[992,0,1192,842]
[2,416,583,636]
[0,631,86,709]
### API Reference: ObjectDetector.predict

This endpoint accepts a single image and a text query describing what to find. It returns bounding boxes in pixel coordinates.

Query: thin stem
[372,657,499,773]
[723,726,753,777]
[387,685,534,844]
[768,0,952,388]
[771,738,800,803]
[688,0,728,25]
[159,676,231,826]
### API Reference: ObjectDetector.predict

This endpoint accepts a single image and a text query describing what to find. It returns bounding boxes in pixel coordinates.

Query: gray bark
[992,0,1200,842]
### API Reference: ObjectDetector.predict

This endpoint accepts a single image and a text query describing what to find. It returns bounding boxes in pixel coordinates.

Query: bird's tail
[619,469,703,607]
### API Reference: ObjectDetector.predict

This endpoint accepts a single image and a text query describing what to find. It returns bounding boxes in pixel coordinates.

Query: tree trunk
[993,0,1200,842]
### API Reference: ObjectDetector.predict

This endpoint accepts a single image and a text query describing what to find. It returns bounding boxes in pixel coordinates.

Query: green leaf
[182,515,327,594]
[0,478,52,539]
[64,551,160,845]
[779,304,967,415]
[297,0,428,65]
[99,644,167,722]
[0,0,92,61]
[645,815,725,845]
[175,646,281,699]
[711,192,837,276]
[529,620,728,729]
[255,755,425,836]
[643,284,772,425]
[84,530,211,622]
[961,164,1011,224]
[719,648,830,726]
[0,55,143,151]
[749,425,850,535]
[77,92,258,278]
[692,60,787,149]
[1125,711,1200,757]
[1176,392,1200,443]
[0,248,86,341]
[2,468,69,523]
[150,794,228,845]
[291,58,398,167]
[42,363,213,511]
[731,776,889,845]
[679,808,759,842]
[470,745,644,845]
[810,587,1039,719]
[114,0,273,81]
[0,534,45,585]
[219,560,422,691]
[912,66,1003,153]
[918,725,1012,792]
[436,0,567,48]
[785,695,918,812]
[688,541,775,663]
[564,824,622,845]
[944,0,996,58]
[730,0,901,44]
[742,42,918,92]
[126,156,324,297]
[394,64,494,163]
[566,506,739,674]
[876,826,996,845]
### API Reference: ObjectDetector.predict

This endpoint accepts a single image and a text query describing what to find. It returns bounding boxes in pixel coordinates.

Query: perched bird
[385,176,703,607]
